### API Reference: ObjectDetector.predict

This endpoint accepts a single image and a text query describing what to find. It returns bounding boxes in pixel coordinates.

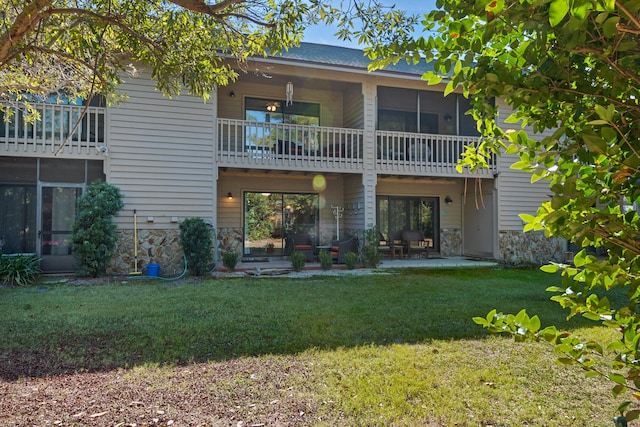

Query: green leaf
[582,134,607,153]
[444,80,456,96]
[473,316,488,326]
[549,0,570,27]
[541,264,560,273]
[610,373,627,385]
[603,16,619,37]
[594,104,613,121]
[626,410,640,422]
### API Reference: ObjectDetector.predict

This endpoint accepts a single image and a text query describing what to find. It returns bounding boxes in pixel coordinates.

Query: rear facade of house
[0,43,566,274]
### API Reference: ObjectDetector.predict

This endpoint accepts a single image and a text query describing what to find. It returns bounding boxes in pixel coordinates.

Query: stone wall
[499,230,566,265]
[217,227,243,256]
[440,228,462,257]
[110,228,219,276]
[110,229,183,276]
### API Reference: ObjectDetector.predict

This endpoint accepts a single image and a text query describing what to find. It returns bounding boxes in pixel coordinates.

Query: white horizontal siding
[109,75,216,229]
[495,100,554,231]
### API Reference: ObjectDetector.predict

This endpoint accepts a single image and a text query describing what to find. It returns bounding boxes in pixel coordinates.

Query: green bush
[222,251,239,272]
[344,251,358,270]
[72,181,123,277]
[318,250,333,270]
[0,254,42,286]
[179,218,213,276]
[290,251,306,272]
[361,227,382,268]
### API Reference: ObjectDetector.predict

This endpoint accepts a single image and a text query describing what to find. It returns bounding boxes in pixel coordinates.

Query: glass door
[243,192,319,257]
[377,196,439,251]
[39,185,82,272]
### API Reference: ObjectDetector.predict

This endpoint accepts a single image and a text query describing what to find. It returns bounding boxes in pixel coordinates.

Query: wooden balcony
[216,118,365,173]
[376,130,496,177]
[217,119,496,177]
[0,102,106,157]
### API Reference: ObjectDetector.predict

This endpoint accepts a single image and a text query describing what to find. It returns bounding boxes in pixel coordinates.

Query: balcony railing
[376,131,496,176]
[217,118,365,171]
[218,119,496,176]
[0,102,106,155]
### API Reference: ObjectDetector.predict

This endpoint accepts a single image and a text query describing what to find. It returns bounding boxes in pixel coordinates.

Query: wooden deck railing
[217,119,496,176]
[0,102,106,155]
[216,118,365,171]
[376,131,496,176]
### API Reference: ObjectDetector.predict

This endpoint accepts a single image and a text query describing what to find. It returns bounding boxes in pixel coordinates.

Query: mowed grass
[0,267,626,425]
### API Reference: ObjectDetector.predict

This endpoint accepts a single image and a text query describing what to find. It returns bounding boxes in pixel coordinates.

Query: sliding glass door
[244,192,319,257]
[377,196,439,250]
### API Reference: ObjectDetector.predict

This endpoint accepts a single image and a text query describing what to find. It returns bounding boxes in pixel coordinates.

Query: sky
[302,0,437,48]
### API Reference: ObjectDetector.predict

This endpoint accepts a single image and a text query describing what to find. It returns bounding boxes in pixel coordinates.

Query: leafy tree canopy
[347,0,640,420]
[1,1,415,112]
[0,0,326,116]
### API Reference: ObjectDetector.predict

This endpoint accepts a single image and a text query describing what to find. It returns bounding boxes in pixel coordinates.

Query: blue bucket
[146,263,160,277]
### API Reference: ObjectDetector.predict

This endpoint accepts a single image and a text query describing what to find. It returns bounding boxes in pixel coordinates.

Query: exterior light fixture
[227,192,233,200]
[266,102,278,112]
[445,195,453,205]
[229,91,235,98]
[444,113,453,122]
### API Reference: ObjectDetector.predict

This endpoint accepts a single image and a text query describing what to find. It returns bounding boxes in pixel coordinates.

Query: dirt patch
[0,357,326,426]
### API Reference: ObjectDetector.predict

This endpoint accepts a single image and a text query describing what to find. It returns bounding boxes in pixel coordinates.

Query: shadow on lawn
[0,270,599,381]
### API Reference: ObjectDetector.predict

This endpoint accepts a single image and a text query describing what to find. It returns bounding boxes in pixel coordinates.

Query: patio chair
[378,232,392,258]
[402,230,429,259]
[290,232,314,261]
[330,236,358,264]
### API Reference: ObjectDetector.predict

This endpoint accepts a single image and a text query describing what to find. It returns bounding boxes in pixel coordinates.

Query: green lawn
[0,267,626,425]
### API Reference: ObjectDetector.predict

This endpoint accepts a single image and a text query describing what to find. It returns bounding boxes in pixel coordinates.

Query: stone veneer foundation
[110,229,183,276]
[108,227,566,274]
[499,230,566,265]
[440,228,462,257]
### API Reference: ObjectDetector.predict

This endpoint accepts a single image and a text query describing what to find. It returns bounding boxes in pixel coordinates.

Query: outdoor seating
[330,235,358,264]
[378,232,392,258]
[290,232,314,261]
[402,230,429,259]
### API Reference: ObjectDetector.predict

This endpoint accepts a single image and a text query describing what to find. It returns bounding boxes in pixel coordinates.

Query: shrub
[290,251,306,272]
[179,218,213,276]
[361,227,382,268]
[318,250,333,270]
[344,251,358,270]
[0,254,42,286]
[222,251,239,272]
[72,181,123,277]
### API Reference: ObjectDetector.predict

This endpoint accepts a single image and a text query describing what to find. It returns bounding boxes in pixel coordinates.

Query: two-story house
[0,42,566,274]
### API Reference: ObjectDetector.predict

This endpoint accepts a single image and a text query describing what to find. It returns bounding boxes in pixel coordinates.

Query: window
[244,98,320,153]
[377,86,483,137]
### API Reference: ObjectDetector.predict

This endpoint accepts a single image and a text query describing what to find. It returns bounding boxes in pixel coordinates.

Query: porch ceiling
[230,70,355,93]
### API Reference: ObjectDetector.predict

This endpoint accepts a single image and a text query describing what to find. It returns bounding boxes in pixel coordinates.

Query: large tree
[0,0,323,115]
[346,0,640,420]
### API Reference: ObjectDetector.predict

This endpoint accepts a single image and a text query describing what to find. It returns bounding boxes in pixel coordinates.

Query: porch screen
[0,185,37,254]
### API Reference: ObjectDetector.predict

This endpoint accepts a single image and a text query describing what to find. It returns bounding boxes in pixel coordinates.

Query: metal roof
[271,42,433,76]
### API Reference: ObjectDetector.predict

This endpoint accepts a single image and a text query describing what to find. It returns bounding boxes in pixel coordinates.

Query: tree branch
[0,0,53,63]
[42,8,164,53]
[616,0,640,31]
